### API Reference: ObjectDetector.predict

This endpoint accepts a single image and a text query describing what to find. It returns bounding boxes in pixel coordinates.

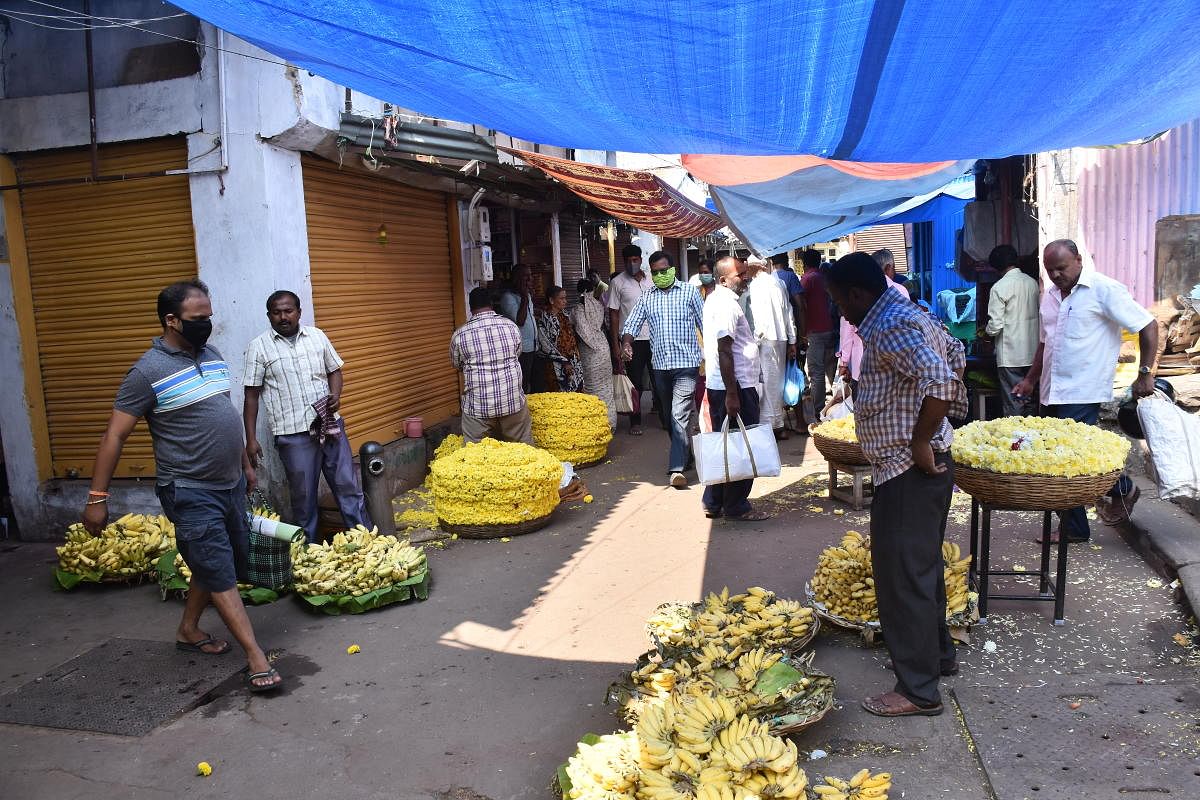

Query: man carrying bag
[695,256,775,521]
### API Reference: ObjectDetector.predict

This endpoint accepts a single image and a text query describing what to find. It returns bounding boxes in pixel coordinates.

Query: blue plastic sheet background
[174,0,1200,159]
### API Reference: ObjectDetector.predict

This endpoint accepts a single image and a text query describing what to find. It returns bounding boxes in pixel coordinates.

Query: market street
[0,427,1196,800]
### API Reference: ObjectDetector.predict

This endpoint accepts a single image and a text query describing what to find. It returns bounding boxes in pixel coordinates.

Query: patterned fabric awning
[501,148,722,238]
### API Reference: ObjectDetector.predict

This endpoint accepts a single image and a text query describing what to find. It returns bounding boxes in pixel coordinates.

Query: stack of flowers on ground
[430,438,563,526]
[527,392,612,465]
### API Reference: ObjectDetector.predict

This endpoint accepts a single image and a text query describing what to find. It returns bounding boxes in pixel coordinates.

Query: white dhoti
[758,338,787,430]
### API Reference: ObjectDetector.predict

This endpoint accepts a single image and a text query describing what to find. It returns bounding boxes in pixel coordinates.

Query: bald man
[1014,239,1157,537]
[699,257,771,521]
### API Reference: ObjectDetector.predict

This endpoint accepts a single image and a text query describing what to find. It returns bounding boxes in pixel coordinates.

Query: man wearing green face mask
[620,251,706,488]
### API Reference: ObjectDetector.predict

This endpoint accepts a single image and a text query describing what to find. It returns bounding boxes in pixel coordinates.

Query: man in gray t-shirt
[82,280,281,693]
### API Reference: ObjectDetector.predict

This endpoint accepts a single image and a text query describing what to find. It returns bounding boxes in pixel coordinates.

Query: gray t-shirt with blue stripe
[114,337,244,489]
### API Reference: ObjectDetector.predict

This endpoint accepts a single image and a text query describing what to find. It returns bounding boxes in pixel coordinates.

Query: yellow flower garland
[527,392,612,464]
[814,415,857,442]
[430,438,563,525]
[952,416,1129,477]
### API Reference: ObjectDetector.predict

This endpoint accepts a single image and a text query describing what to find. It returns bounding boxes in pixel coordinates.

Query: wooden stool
[828,461,873,510]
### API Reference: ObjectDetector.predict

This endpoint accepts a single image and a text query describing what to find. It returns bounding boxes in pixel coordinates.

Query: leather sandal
[862,691,943,717]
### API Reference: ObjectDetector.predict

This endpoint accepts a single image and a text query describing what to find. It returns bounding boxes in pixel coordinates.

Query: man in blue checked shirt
[620,251,705,488]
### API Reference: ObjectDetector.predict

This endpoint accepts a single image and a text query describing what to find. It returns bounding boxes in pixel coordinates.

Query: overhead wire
[8,0,292,67]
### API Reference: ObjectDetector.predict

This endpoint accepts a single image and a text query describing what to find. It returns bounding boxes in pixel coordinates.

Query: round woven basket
[953,464,1122,511]
[810,430,869,466]
[438,512,554,540]
[770,700,834,737]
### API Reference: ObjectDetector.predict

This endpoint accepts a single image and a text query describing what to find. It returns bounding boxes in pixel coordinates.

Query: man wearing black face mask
[82,280,282,694]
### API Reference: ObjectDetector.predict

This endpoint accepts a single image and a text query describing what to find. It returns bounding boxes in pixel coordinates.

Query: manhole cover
[0,637,243,736]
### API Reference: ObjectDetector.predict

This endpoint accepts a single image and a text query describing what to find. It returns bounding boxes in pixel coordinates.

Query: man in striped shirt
[450,288,533,445]
[620,251,705,487]
[827,253,967,719]
[83,280,281,692]
[243,290,370,543]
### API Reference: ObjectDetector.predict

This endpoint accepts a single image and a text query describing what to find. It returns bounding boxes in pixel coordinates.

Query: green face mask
[699,273,715,285]
[651,267,676,289]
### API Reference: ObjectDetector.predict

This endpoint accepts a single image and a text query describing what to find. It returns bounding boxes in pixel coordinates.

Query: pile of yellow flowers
[432,433,463,462]
[952,416,1129,477]
[430,438,562,526]
[813,415,857,442]
[527,392,612,464]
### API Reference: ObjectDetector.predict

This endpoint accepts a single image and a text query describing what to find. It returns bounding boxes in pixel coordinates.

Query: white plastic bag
[613,372,636,414]
[692,414,782,486]
[821,377,854,422]
[1138,393,1200,500]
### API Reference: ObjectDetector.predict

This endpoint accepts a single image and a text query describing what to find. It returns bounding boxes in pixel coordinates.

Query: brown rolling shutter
[559,214,585,304]
[15,137,197,478]
[852,224,909,274]
[302,156,460,450]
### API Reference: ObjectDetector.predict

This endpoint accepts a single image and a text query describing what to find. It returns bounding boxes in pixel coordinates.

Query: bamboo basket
[953,464,1122,511]
[438,512,554,539]
[810,429,869,466]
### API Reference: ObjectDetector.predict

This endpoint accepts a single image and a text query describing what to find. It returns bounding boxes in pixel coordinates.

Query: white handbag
[693,413,782,486]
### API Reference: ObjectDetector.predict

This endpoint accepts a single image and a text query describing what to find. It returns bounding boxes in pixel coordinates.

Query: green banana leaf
[297,567,431,615]
[54,567,102,590]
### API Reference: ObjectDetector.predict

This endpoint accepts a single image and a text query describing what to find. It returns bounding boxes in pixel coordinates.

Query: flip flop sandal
[726,510,772,522]
[629,427,644,436]
[862,691,943,717]
[246,667,283,693]
[176,637,231,655]
[704,509,723,519]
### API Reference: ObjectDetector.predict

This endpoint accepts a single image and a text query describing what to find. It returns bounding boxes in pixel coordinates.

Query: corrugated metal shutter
[559,214,585,303]
[15,137,197,478]
[852,224,909,273]
[302,156,459,450]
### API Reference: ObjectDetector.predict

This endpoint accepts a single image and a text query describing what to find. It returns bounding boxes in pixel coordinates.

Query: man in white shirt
[1014,239,1159,539]
[745,258,798,439]
[243,290,370,541]
[608,244,661,434]
[701,257,771,522]
[983,245,1041,416]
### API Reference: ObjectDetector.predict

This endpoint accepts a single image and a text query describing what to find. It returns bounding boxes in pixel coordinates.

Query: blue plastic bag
[782,358,805,407]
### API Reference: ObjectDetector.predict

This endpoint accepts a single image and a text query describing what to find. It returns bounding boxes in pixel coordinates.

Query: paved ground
[0,425,1197,800]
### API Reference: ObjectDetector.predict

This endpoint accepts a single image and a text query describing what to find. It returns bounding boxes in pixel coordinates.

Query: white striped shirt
[244,326,344,435]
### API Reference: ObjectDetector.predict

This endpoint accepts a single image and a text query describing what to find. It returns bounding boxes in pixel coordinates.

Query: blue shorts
[156,480,250,593]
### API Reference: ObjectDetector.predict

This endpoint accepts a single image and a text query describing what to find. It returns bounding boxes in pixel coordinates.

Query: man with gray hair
[872,248,897,281]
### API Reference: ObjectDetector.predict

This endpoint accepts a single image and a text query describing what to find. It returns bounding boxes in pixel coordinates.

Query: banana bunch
[57,514,175,577]
[811,532,877,623]
[565,731,641,800]
[647,587,816,655]
[172,552,252,592]
[292,525,426,597]
[812,769,892,800]
[942,541,973,617]
[252,507,280,522]
[813,532,973,624]
[636,698,807,800]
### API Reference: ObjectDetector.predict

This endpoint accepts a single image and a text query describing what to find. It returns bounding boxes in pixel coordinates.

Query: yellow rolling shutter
[302,156,460,450]
[15,137,197,478]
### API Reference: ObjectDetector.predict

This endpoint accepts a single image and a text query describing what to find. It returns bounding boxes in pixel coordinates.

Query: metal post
[359,441,396,537]
[1039,511,1053,596]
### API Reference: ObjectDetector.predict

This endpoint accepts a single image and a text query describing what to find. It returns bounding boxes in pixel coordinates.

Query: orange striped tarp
[501,147,722,238]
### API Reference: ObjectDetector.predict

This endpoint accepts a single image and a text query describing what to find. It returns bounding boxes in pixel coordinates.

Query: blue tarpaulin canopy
[173,0,1200,161]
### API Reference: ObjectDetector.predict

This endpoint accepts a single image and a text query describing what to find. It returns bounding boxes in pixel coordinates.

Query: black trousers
[870,452,956,707]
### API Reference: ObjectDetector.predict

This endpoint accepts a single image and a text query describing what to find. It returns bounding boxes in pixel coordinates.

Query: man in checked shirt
[450,287,534,445]
[827,252,968,718]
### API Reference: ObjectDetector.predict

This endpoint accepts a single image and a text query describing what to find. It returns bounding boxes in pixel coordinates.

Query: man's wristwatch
[1138,366,1152,375]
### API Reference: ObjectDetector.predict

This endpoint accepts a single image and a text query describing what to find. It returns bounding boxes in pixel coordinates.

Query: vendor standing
[1013,239,1158,535]
[827,253,967,718]
[243,290,370,543]
[451,287,533,445]
[982,245,1040,416]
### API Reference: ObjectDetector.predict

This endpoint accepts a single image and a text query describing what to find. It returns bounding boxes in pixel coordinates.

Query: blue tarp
[711,159,973,254]
[175,0,1200,160]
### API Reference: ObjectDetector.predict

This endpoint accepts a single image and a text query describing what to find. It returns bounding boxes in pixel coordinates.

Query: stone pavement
[0,426,1197,800]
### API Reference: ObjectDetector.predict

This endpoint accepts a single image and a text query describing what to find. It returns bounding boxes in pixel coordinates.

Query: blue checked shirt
[621,281,705,370]
[855,291,967,485]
